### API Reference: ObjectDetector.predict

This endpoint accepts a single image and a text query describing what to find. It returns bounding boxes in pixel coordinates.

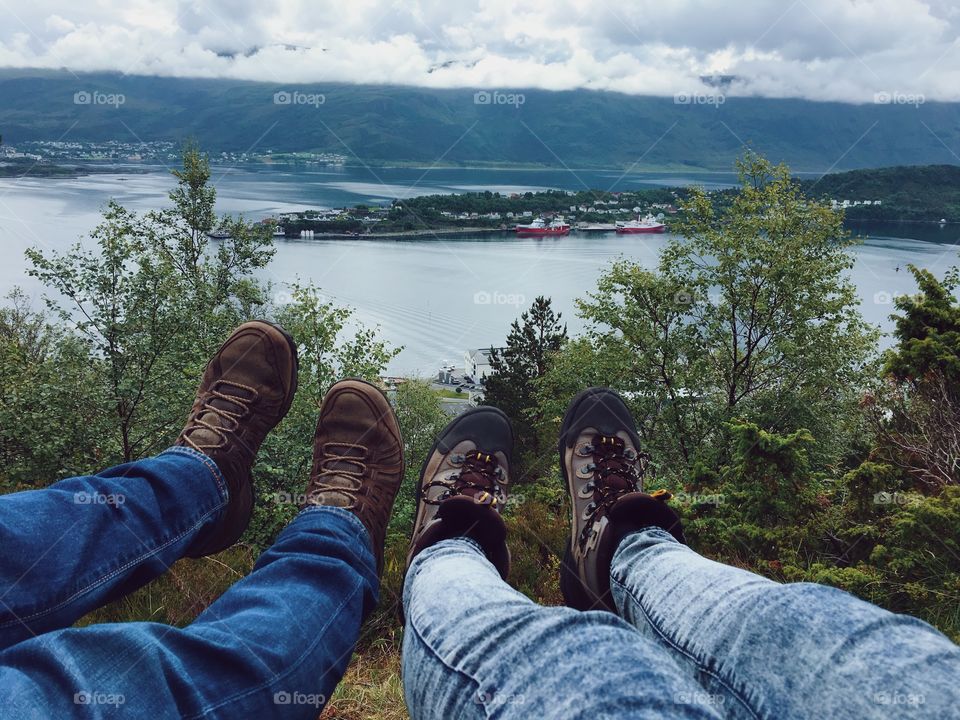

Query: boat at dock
[515,216,571,236]
[616,214,666,234]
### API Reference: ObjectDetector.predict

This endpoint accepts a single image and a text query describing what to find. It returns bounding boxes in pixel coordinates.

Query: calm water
[1,165,958,374]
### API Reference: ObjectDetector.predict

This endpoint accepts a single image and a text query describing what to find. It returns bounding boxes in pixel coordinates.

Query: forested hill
[802,164,960,222]
[2,69,960,172]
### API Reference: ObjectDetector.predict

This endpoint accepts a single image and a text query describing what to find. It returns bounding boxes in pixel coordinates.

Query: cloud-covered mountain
[2,70,959,171]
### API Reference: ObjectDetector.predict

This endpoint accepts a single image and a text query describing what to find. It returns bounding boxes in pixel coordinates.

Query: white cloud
[0,0,958,101]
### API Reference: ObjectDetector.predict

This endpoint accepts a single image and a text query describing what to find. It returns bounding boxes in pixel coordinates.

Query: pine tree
[483,296,567,481]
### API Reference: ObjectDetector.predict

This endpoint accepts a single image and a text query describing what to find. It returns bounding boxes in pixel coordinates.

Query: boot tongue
[186,386,254,447]
[323,444,366,474]
[452,464,501,506]
[209,384,255,414]
[592,435,638,497]
[601,474,632,493]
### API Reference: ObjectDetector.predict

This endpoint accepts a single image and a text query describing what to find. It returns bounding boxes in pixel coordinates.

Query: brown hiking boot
[178,321,298,557]
[559,387,684,611]
[407,407,513,578]
[302,379,404,576]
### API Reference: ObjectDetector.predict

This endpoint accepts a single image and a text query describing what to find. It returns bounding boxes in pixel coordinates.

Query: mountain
[2,69,960,171]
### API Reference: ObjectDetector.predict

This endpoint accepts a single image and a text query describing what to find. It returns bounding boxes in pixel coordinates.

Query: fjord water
[1,165,958,375]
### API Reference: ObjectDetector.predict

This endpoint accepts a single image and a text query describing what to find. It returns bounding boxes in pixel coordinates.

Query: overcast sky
[1,0,958,102]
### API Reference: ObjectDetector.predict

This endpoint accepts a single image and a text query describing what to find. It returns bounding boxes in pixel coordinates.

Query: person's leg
[557,386,960,720]
[0,447,227,651]
[403,537,725,720]
[0,376,407,718]
[0,505,377,719]
[402,406,724,720]
[0,320,299,651]
[610,528,960,720]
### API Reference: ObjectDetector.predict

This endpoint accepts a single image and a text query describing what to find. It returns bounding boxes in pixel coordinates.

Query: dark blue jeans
[0,446,376,718]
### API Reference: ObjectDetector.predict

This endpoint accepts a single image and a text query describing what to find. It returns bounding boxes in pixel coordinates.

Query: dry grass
[320,647,407,720]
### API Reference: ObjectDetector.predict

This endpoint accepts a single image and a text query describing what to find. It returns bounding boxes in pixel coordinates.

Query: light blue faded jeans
[0,447,377,718]
[402,530,960,719]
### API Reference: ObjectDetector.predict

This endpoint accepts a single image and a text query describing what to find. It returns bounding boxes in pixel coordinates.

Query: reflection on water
[1,166,958,374]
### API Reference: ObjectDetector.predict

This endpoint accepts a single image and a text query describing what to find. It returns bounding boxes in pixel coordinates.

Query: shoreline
[283,227,511,240]
[278,218,953,241]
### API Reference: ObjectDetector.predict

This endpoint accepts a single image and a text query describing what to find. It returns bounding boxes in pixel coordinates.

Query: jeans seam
[407,615,488,719]
[0,499,227,629]
[187,549,368,718]
[609,573,763,720]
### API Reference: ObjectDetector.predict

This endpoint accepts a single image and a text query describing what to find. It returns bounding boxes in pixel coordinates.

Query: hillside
[802,164,960,222]
[2,70,960,171]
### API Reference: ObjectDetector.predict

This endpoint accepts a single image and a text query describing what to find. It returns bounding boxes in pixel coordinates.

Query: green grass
[432,388,468,399]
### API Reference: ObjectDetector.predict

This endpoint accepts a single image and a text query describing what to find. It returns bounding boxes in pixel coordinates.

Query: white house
[464,348,504,380]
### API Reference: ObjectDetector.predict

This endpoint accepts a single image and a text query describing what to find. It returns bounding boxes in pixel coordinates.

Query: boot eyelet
[576,443,594,457]
[577,463,596,478]
[449,453,465,466]
[578,482,594,498]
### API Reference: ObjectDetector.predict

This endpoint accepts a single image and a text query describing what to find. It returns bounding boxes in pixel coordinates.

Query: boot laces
[423,450,506,508]
[182,380,258,452]
[310,442,369,508]
[578,434,649,547]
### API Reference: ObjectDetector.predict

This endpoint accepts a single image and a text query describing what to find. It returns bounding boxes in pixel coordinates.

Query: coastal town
[256,188,686,239]
[0,140,348,167]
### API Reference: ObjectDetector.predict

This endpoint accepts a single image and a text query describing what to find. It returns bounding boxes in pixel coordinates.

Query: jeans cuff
[158,445,229,503]
[405,536,486,581]
[402,536,487,616]
[613,525,678,564]
[295,504,370,538]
